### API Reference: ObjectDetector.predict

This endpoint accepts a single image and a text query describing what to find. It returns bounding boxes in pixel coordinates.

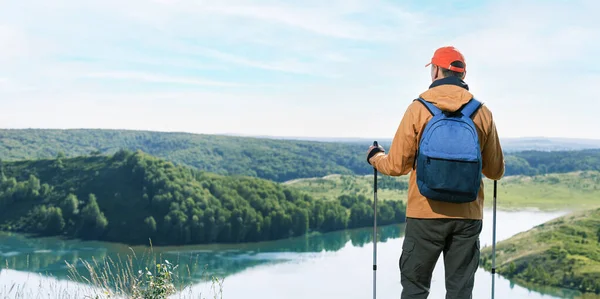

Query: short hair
[440,60,465,78]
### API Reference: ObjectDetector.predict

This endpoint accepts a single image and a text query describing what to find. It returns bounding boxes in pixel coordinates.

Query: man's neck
[429,76,469,90]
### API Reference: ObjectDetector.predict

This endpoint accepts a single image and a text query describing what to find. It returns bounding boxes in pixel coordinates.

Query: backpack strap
[415,98,441,116]
[416,97,483,119]
[413,97,440,170]
[459,98,483,119]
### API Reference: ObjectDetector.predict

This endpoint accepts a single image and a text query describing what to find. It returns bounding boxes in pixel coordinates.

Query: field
[283,174,409,202]
[287,171,600,211]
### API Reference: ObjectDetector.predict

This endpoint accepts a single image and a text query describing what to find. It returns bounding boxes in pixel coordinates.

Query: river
[0,209,596,299]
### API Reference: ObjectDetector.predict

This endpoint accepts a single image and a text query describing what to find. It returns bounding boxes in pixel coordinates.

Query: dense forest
[1,129,600,183]
[480,208,600,295]
[0,150,406,245]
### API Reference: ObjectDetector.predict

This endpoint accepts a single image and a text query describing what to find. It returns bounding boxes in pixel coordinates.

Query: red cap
[425,46,466,72]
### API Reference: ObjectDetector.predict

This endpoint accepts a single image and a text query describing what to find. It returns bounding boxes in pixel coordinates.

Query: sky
[0,0,599,140]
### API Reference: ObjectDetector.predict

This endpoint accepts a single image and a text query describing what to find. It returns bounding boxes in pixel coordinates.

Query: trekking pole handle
[373,140,379,169]
[372,141,379,171]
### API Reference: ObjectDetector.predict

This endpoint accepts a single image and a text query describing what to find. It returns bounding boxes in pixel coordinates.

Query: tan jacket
[369,81,505,220]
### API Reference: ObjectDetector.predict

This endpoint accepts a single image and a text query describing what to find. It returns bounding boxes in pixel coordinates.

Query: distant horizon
[222,133,600,142]
[2,127,600,143]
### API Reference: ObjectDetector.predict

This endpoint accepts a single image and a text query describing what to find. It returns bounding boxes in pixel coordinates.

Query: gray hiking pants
[399,217,482,299]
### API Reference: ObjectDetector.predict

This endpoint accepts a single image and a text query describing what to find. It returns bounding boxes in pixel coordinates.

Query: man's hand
[367,144,385,165]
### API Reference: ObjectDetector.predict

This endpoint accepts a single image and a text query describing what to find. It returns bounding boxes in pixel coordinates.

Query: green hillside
[0,129,370,182]
[287,171,600,210]
[490,171,600,210]
[0,150,406,246]
[1,129,600,182]
[285,174,409,202]
[480,208,600,295]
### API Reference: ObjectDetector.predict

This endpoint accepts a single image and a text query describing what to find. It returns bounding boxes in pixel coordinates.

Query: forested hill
[505,149,600,176]
[1,129,600,182]
[0,150,406,245]
[0,129,369,182]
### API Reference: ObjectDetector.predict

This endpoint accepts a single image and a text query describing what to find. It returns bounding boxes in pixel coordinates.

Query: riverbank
[480,208,600,295]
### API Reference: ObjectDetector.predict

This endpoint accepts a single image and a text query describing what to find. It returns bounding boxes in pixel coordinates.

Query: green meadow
[287,171,600,211]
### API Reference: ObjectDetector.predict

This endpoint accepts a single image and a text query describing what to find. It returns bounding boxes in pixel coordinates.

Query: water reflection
[0,224,404,286]
[506,278,599,299]
[0,213,598,299]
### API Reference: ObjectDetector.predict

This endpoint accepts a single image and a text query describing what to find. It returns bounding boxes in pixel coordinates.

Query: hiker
[366,46,505,299]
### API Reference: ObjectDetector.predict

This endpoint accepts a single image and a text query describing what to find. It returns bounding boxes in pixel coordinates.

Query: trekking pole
[372,141,378,299]
[491,180,497,299]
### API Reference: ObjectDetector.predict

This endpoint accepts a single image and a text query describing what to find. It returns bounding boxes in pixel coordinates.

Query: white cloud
[201,4,385,41]
[116,0,423,41]
[82,71,249,87]
[166,44,324,76]
[0,0,598,139]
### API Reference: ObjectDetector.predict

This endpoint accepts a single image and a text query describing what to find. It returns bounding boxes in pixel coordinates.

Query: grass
[283,174,409,202]
[482,171,600,210]
[480,208,600,295]
[286,171,600,211]
[0,240,225,299]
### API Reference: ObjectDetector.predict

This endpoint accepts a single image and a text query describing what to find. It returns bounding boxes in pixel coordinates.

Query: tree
[0,159,5,183]
[145,216,157,232]
[349,202,372,228]
[378,204,395,225]
[28,205,65,236]
[508,262,517,277]
[60,193,79,219]
[292,207,309,236]
[79,193,108,238]
[39,183,52,199]
[144,216,157,240]
[27,174,41,198]
[338,194,358,208]
[46,207,65,234]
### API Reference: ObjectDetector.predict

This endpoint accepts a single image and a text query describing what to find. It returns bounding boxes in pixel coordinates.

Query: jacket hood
[419,76,473,112]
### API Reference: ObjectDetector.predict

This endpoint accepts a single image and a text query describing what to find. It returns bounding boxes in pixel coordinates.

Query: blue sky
[0,0,599,139]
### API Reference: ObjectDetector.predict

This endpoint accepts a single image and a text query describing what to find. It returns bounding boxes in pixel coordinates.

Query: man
[366,46,505,299]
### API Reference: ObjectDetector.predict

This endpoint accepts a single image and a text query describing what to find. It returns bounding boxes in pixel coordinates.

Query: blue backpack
[415,97,483,203]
